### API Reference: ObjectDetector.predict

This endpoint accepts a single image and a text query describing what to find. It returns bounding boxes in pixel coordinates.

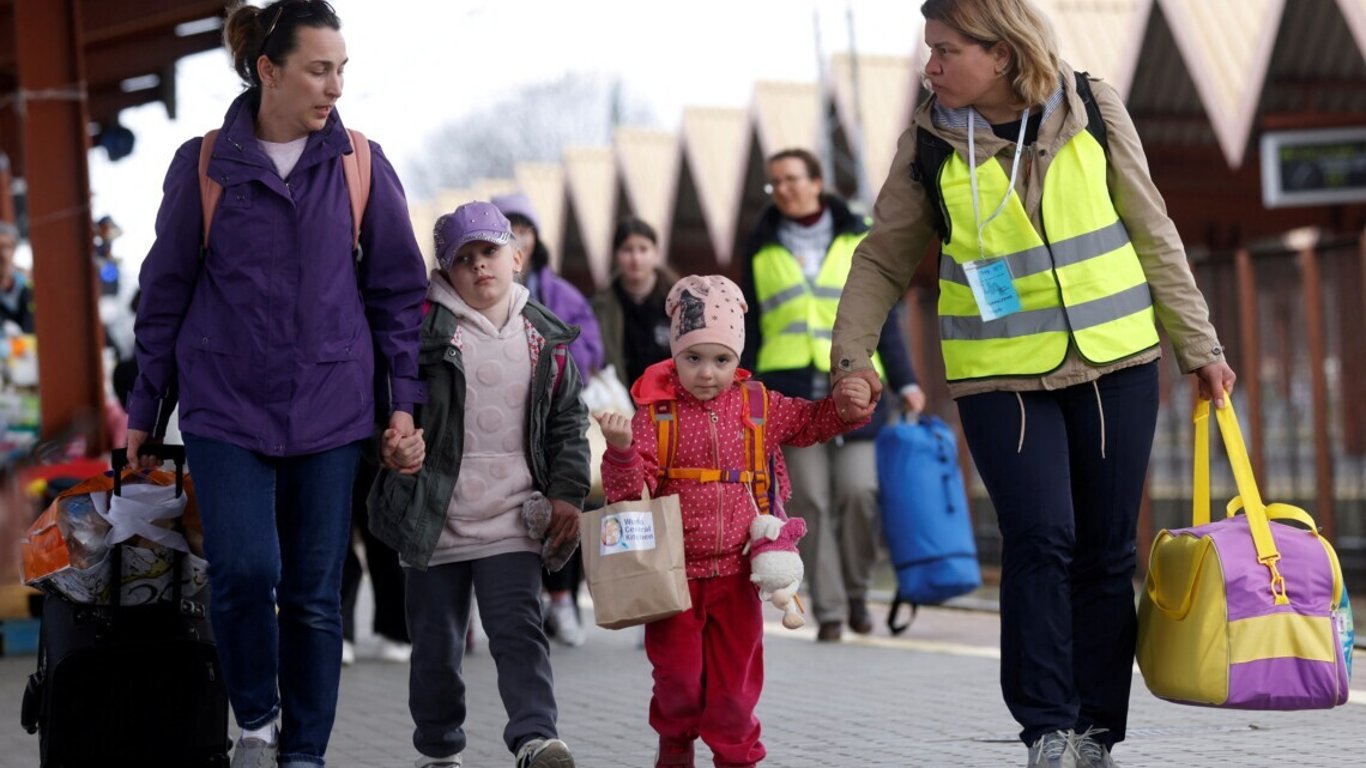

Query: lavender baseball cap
[433,201,514,268]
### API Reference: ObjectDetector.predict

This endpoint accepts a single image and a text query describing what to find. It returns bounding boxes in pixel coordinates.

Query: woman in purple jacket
[124,3,427,766]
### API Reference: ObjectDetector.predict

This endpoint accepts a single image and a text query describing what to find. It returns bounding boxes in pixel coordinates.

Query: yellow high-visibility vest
[753,231,885,376]
[935,128,1159,380]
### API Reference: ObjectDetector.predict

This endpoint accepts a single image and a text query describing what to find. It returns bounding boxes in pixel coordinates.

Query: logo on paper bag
[600,511,656,555]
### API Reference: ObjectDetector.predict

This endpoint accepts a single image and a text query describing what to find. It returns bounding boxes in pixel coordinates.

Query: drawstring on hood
[1092,379,1107,460]
[1015,392,1027,454]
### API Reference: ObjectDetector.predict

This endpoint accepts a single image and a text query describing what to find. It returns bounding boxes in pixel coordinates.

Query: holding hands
[594,411,633,450]
[381,410,425,474]
[832,371,879,423]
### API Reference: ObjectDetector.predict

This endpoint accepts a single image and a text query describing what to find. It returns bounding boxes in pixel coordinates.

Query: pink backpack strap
[342,129,371,256]
[199,128,372,256]
[198,130,221,251]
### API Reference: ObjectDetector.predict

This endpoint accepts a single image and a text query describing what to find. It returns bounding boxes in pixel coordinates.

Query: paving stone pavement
[0,597,1362,767]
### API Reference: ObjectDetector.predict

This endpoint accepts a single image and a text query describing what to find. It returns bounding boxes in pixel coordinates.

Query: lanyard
[967,108,1031,260]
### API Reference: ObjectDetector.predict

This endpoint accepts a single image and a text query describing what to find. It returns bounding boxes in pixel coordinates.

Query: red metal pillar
[13,0,106,452]
[1298,245,1334,541]
[0,153,13,224]
[1234,248,1263,480]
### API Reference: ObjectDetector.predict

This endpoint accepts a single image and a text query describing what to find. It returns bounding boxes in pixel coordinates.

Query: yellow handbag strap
[1193,398,1289,605]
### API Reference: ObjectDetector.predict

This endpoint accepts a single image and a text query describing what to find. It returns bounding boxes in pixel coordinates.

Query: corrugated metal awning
[1041,0,1151,98]
[751,80,823,158]
[563,146,617,288]
[681,107,749,266]
[515,163,567,270]
[615,127,680,257]
[829,53,919,194]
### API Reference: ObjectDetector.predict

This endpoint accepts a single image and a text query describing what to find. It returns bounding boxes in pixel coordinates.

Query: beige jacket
[831,62,1224,399]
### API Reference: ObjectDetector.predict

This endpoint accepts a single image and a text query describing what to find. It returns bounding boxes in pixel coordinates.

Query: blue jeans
[185,434,361,767]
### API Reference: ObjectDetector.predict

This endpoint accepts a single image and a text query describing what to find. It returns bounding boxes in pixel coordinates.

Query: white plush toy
[745,514,808,629]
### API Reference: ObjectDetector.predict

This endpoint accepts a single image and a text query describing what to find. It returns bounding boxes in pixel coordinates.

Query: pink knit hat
[666,274,748,357]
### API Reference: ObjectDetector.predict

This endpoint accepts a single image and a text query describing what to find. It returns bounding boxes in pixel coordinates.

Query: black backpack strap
[1073,71,1108,155]
[910,127,954,244]
[911,73,1107,245]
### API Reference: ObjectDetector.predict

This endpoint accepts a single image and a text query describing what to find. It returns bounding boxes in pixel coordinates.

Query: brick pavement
[0,597,1363,767]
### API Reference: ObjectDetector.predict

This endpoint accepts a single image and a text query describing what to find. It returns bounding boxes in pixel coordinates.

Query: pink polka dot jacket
[602,359,866,579]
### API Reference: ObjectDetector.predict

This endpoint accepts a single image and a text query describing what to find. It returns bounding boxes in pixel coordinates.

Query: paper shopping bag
[582,492,691,629]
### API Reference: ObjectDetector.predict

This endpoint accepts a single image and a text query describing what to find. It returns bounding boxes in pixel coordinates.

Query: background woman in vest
[740,147,924,644]
[830,1,1235,766]
[125,2,428,765]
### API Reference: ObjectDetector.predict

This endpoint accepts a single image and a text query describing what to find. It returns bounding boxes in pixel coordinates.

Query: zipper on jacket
[709,408,723,577]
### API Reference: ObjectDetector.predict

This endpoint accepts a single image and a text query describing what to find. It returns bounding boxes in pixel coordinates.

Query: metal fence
[904,227,1366,593]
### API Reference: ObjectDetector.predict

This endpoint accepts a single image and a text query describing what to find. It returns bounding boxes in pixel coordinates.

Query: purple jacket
[128,91,427,457]
[530,266,604,377]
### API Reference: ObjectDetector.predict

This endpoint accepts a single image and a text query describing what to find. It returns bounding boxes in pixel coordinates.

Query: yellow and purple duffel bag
[1136,397,1350,710]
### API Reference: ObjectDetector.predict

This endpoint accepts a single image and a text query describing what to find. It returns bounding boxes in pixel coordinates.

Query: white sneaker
[375,637,412,663]
[546,600,585,647]
[340,640,355,667]
[515,737,574,768]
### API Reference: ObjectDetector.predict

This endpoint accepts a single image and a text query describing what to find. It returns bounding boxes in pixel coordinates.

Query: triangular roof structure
[562,146,617,288]
[751,80,823,157]
[1041,0,1152,98]
[1157,0,1286,167]
[615,127,680,256]
[681,107,749,266]
[514,162,567,270]
[829,53,919,196]
[1338,0,1366,60]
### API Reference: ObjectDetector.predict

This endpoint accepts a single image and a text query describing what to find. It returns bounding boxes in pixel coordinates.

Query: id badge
[962,257,1022,322]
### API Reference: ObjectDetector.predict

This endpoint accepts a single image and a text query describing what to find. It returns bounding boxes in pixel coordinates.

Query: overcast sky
[82,0,924,270]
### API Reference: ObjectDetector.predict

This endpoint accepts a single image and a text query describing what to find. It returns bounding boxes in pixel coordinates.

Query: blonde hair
[921,0,1061,109]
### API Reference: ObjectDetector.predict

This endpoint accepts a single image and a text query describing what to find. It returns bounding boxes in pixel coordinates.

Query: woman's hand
[123,429,162,471]
[1194,361,1237,409]
[900,384,927,416]
[832,369,882,422]
[382,427,425,475]
[547,498,581,549]
[594,411,633,450]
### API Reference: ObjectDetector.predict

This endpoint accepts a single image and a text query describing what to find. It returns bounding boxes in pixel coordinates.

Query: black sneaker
[848,598,873,634]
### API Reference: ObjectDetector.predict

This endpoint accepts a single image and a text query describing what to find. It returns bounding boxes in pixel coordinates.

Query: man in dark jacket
[740,148,924,643]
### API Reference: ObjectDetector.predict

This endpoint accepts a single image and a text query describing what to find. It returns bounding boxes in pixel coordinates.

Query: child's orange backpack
[649,380,774,514]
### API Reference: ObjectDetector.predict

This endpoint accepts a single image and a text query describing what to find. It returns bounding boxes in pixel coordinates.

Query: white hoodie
[424,271,539,566]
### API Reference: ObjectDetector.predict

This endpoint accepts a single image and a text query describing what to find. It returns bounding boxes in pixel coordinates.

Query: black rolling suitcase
[20,445,230,767]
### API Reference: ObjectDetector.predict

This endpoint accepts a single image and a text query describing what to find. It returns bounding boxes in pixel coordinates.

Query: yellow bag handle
[1193,397,1289,605]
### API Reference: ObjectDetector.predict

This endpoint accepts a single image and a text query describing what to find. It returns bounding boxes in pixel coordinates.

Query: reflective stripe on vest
[752,232,885,377]
[936,128,1158,380]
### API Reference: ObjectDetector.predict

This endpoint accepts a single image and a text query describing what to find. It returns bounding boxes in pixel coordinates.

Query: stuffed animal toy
[745,514,808,629]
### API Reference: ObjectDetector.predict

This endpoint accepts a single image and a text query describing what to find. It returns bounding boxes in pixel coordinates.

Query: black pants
[342,459,410,643]
[957,362,1158,749]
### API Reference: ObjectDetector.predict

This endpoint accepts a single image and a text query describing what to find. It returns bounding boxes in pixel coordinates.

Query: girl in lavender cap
[368,201,589,768]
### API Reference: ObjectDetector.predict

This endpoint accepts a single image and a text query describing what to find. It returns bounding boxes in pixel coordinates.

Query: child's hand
[547,499,581,549]
[834,376,872,422]
[382,427,426,475]
[594,411,633,450]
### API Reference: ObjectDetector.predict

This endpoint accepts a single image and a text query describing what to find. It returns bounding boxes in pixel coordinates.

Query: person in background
[830,1,1235,765]
[124,3,428,766]
[492,191,603,648]
[369,201,588,768]
[740,147,925,644]
[592,216,678,390]
[339,456,411,665]
[0,222,34,334]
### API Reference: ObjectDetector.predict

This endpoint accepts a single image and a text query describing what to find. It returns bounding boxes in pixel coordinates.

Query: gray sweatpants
[782,440,880,624]
[405,551,558,759]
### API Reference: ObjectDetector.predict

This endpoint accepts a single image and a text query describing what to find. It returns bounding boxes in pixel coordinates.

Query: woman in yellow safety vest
[830,2,1236,767]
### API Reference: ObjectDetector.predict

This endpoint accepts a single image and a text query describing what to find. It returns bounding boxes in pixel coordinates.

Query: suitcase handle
[112,443,186,497]
[109,444,189,610]
[886,593,918,636]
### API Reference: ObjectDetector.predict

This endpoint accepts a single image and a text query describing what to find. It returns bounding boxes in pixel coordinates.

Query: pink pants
[645,573,766,767]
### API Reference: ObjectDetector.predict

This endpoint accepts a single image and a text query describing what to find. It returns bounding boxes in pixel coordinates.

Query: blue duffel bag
[875,414,981,633]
